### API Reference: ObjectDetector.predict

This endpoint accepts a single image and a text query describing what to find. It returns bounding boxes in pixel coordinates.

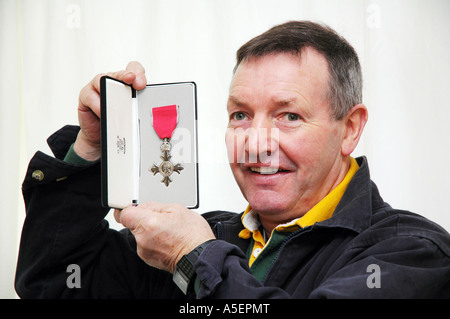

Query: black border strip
[99,75,109,208]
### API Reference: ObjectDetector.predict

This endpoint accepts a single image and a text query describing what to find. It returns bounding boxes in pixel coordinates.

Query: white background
[1,0,449,298]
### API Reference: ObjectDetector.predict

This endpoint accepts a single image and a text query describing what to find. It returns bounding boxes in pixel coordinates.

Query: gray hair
[234,21,362,120]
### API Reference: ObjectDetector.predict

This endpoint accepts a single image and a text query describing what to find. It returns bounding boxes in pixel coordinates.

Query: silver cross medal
[150,138,183,187]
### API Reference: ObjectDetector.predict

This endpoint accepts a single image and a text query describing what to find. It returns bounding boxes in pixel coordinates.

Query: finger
[113,209,121,224]
[88,70,143,95]
[89,72,107,95]
[126,60,145,73]
[104,61,147,90]
[86,70,136,95]
[105,70,137,86]
[88,61,147,95]
[79,70,136,116]
[138,201,173,213]
[119,202,176,233]
[78,84,101,117]
[126,61,147,90]
[119,204,153,233]
[78,72,133,118]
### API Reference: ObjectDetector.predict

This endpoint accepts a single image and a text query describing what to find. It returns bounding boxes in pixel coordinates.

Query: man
[15,21,450,298]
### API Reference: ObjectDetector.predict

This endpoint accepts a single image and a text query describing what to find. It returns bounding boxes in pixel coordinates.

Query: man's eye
[232,112,247,121]
[284,113,300,121]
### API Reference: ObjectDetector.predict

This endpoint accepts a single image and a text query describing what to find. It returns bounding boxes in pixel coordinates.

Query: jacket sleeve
[15,126,181,299]
[308,226,450,298]
[310,211,450,299]
[194,240,292,298]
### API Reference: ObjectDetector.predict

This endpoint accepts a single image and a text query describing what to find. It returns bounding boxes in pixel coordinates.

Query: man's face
[226,49,348,225]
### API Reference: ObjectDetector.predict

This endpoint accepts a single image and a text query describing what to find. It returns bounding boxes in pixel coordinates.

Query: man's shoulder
[201,210,242,225]
[366,206,450,257]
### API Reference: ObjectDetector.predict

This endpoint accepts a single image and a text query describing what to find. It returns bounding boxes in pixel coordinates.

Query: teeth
[250,167,280,175]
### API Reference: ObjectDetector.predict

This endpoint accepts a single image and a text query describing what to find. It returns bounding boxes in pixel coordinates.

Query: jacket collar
[317,156,377,234]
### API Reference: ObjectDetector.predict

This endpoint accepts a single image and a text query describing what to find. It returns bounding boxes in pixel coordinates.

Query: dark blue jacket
[15,126,450,298]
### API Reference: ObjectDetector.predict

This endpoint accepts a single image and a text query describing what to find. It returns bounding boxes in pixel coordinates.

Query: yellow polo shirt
[239,157,359,267]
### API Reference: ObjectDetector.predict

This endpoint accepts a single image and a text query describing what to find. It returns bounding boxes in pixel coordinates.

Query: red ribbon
[152,105,178,139]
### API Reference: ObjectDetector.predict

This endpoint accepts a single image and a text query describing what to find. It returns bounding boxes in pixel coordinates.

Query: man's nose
[246,118,280,164]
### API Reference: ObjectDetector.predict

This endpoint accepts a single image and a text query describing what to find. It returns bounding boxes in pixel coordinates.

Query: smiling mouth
[249,167,289,175]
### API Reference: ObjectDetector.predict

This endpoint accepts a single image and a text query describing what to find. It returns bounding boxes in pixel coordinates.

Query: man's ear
[341,104,368,156]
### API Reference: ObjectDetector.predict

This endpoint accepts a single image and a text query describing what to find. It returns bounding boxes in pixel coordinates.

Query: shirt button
[253,247,262,258]
[32,170,44,181]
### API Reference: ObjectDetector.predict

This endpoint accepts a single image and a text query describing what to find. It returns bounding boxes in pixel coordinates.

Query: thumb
[118,202,166,232]
[118,205,149,233]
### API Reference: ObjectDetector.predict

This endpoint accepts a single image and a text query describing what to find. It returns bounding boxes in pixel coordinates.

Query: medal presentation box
[100,76,199,209]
